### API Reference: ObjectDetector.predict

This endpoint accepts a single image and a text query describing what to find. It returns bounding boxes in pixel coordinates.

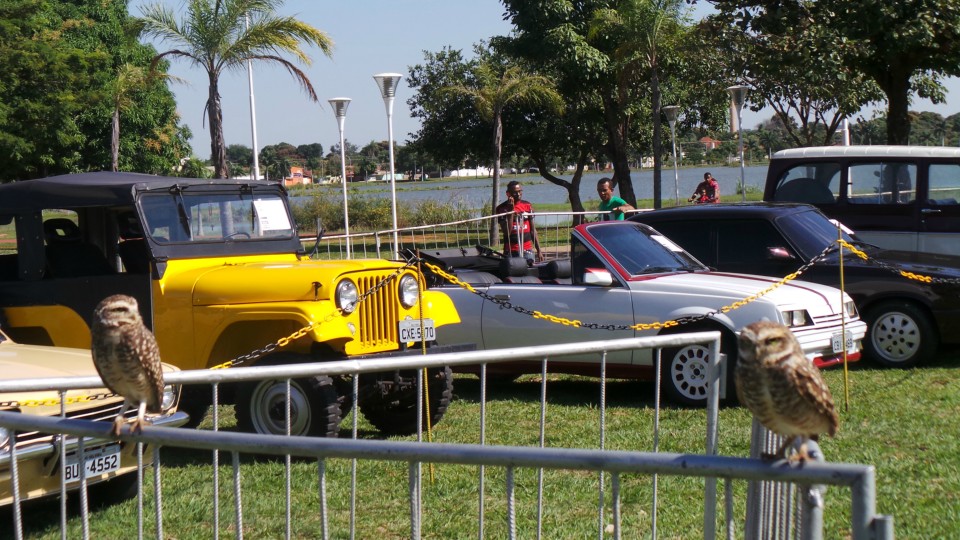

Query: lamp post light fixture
[329,97,352,258]
[373,72,403,257]
[727,85,749,202]
[662,105,681,205]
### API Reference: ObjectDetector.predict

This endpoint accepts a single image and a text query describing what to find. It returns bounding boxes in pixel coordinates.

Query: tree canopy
[0,0,189,181]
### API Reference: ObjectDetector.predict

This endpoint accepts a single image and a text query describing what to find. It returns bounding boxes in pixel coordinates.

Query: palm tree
[109,63,185,172]
[136,0,333,178]
[442,62,563,229]
[590,0,686,208]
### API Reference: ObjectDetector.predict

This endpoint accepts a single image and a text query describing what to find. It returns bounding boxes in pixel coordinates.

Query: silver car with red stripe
[431,221,865,406]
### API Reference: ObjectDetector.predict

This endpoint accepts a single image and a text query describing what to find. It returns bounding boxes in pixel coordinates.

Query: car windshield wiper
[639,266,679,275]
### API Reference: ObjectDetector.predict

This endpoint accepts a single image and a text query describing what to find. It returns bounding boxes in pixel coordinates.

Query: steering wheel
[225,231,251,240]
[476,245,505,259]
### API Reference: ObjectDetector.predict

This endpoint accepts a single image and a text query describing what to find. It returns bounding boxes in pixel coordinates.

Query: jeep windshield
[139,188,295,244]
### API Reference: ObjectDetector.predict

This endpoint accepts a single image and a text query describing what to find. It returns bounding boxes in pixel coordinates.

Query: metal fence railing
[304,210,652,261]
[1,333,893,540]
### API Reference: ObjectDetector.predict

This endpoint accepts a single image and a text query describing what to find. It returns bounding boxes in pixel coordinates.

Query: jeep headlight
[781,309,810,327]
[161,384,178,412]
[398,274,420,308]
[844,300,858,318]
[335,279,359,314]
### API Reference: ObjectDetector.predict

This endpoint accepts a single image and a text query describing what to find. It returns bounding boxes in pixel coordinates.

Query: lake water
[294,165,769,210]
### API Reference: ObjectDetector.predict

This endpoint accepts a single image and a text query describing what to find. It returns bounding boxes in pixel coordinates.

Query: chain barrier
[0,391,117,409]
[837,239,960,285]
[4,262,421,409]
[8,240,951,409]
[422,242,837,332]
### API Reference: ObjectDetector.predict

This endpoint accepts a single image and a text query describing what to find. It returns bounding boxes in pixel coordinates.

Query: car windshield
[775,208,856,259]
[588,222,707,275]
[139,188,295,244]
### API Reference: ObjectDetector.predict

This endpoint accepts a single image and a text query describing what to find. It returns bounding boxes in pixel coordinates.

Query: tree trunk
[110,108,120,172]
[601,93,637,207]
[651,62,663,209]
[208,75,229,179]
[881,66,912,145]
[489,113,504,246]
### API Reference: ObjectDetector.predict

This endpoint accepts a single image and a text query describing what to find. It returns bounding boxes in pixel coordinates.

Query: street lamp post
[245,15,260,180]
[329,98,352,258]
[727,85,749,202]
[662,105,681,206]
[374,72,403,258]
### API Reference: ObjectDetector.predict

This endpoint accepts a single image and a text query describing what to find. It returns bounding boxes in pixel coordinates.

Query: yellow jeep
[0,172,463,437]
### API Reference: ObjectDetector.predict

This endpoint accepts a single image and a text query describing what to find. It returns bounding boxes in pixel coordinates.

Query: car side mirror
[766,247,795,261]
[582,267,614,286]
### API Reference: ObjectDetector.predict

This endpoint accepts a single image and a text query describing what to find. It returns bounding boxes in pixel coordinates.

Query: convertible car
[420,220,866,406]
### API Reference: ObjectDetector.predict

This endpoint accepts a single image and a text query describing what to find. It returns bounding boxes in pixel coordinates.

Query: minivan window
[928,164,960,205]
[773,162,840,204]
[848,163,916,205]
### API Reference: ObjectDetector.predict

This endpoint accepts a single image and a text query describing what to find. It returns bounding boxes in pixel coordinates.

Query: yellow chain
[14,240,942,408]
[1,392,116,410]
[424,260,805,331]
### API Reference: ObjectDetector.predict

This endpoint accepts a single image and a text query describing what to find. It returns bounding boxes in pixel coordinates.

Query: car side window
[849,162,916,205]
[716,220,785,268]
[0,214,18,281]
[646,222,714,266]
[773,162,840,204]
[928,164,960,205]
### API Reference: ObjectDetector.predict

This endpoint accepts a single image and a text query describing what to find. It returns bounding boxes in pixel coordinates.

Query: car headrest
[499,256,530,277]
[541,259,572,280]
[43,218,82,244]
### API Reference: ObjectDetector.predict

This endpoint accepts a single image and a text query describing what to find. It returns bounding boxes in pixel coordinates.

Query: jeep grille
[354,271,400,352]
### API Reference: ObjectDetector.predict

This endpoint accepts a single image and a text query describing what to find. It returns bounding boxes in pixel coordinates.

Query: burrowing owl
[91,294,164,436]
[736,321,838,461]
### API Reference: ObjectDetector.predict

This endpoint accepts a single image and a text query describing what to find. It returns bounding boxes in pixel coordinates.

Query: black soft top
[0,171,284,212]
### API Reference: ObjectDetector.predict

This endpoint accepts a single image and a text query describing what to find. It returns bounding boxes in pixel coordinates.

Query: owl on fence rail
[91,294,164,436]
[735,321,839,461]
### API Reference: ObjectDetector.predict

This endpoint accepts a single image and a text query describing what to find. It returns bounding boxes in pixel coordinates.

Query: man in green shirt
[597,177,635,220]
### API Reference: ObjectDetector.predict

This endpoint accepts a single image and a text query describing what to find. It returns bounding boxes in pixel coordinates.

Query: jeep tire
[236,374,342,437]
[358,366,454,436]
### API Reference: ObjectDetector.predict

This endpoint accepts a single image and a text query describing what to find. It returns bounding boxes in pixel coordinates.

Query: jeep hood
[190,259,402,305]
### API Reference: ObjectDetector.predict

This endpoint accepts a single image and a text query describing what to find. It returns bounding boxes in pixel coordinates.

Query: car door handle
[493,294,510,300]
[921,208,942,214]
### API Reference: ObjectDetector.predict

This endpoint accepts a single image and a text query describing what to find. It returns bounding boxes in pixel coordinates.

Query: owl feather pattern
[736,321,838,460]
[91,294,164,436]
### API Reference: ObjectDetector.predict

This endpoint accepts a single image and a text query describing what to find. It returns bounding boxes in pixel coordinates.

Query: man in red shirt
[689,172,721,204]
[496,181,542,263]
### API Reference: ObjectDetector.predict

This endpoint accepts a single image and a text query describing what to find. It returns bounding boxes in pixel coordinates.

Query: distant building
[699,137,721,150]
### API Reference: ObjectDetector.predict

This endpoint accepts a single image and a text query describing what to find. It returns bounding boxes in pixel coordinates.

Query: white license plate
[399,319,435,342]
[831,331,856,353]
[64,444,121,483]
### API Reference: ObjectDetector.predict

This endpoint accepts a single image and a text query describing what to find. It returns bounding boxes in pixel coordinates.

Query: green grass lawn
[7,350,960,539]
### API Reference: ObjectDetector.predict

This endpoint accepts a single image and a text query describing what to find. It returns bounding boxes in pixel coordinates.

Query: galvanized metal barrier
[1,334,892,539]
[307,210,632,260]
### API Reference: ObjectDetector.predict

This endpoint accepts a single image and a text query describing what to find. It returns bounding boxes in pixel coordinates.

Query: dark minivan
[763,145,960,256]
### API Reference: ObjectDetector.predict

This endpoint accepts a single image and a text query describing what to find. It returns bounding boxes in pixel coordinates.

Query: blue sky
[132,0,960,160]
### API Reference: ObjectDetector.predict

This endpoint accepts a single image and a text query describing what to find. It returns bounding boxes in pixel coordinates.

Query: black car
[631,202,960,368]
